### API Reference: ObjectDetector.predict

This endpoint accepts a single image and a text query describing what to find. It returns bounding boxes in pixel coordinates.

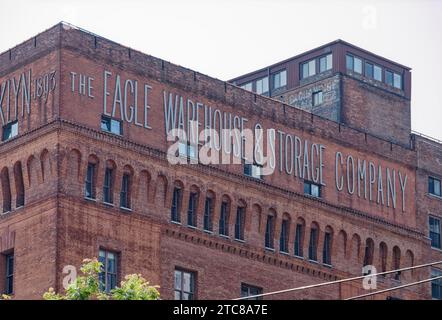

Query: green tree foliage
[43,258,160,300]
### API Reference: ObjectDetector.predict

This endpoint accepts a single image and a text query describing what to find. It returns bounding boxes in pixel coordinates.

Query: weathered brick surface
[0,23,438,300]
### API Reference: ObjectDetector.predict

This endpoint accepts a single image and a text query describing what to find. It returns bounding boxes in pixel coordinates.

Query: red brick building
[0,23,441,300]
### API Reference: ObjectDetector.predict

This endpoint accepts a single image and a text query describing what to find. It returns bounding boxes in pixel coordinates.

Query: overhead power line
[233,260,442,300]
[346,275,442,300]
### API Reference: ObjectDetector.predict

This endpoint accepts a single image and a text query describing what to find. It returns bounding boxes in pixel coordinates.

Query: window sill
[428,193,442,201]
[203,229,214,234]
[171,220,182,225]
[280,251,290,256]
[103,202,114,207]
[84,197,97,202]
[219,234,230,239]
[120,206,132,212]
[101,129,123,137]
[265,247,275,252]
[308,259,319,264]
[294,255,304,260]
[431,246,442,253]
[187,225,197,230]
[234,238,245,243]
[323,263,333,268]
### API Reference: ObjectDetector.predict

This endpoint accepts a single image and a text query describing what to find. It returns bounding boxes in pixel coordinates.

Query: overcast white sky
[0,0,441,140]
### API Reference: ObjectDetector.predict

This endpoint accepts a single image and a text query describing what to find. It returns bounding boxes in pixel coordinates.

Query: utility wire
[233,260,442,300]
[346,275,442,300]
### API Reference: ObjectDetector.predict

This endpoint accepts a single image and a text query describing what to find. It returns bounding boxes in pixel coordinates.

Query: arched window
[337,230,347,259]
[279,214,290,253]
[308,222,319,261]
[322,226,333,265]
[187,186,199,227]
[1,167,11,213]
[294,217,305,257]
[264,211,276,249]
[171,181,184,223]
[219,196,231,236]
[14,162,25,208]
[85,155,99,200]
[379,242,388,275]
[203,190,215,232]
[234,200,246,241]
[363,238,375,267]
[103,160,116,204]
[392,246,401,280]
[405,250,414,279]
[351,234,361,262]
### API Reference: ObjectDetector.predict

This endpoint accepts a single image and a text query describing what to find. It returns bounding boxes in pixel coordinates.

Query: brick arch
[138,169,151,208]
[40,148,52,182]
[363,237,375,267]
[392,246,401,280]
[350,233,362,264]
[1,167,12,213]
[154,174,168,206]
[13,161,25,208]
[404,249,414,280]
[26,154,42,187]
[324,225,334,261]
[337,230,347,259]
[65,148,82,181]
[251,203,263,234]
[379,241,388,273]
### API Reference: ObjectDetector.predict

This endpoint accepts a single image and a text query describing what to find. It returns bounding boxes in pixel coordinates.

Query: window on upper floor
[256,77,269,95]
[312,91,323,106]
[432,268,442,300]
[203,196,214,232]
[174,269,196,300]
[187,192,198,227]
[304,181,321,198]
[178,141,197,160]
[308,226,318,261]
[374,65,382,81]
[244,162,263,180]
[429,176,441,197]
[319,54,332,73]
[120,173,131,210]
[294,223,304,257]
[103,167,114,204]
[2,121,18,141]
[279,219,289,253]
[171,187,182,223]
[346,54,362,74]
[429,216,441,249]
[273,70,287,90]
[301,59,316,79]
[264,215,275,250]
[240,283,263,300]
[240,82,253,91]
[323,231,332,265]
[219,201,230,236]
[234,206,245,241]
[101,115,122,135]
[85,163,96,200]
[393,73,402,89]
[99,249,118,294]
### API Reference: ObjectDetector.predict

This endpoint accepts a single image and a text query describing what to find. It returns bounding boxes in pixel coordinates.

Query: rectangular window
[393,73,402,89]
[2,121,18,141]
[171,187,182,223]
[85,163,96,199]
[323,232,332,265]
[178,141,197,159]
[365,62,374,78]
[385,70,393,86]
[103,168,114,204]
[302,59,316,79]
[273,70,287,90]
[101,115,122,135]
[346,55,362,74]
[429,216,441,249]
[429,177,442,197]
[319,54,332,73]
[294,224,304,257]
[99,250,118,293]
[256,77,269,95]
[5,253,14,295]
[187,192,198,227]
[244,163,262,179]
[240,283,263,300]
[308,228,318,261]
[374,65,382,81]
[431,268,442,300]
[240,82,253,91]
[219,201,229,236]
[279,220,289,253]
[203,197,213,232]
[234,206,245,241]
[312,91,323,106]
[304,181,321,198]
[265,215,274,249]
[120,173,130,209]
[174,269,195,300]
